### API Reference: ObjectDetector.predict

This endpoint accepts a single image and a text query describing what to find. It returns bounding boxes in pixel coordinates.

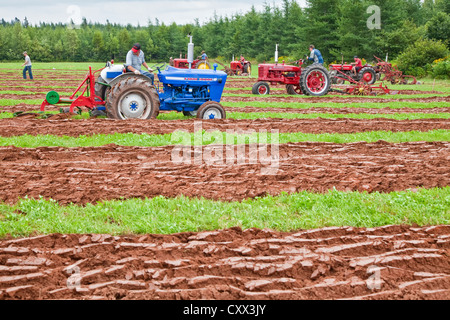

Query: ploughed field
[0,67,449,300]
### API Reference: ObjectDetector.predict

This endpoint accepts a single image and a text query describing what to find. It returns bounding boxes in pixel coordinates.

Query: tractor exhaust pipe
[275,44,279,64]
[187,34,194,70]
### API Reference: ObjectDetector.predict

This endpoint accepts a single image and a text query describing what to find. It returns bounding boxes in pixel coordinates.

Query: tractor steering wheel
[151,62,167,72]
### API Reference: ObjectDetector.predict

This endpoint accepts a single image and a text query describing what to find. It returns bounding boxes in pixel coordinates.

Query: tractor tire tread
[106,77,160,120]
[300,64,331,96]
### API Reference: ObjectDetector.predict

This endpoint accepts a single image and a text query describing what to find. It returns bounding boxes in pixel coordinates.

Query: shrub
[431,56,450,79]
[396,39,449,77]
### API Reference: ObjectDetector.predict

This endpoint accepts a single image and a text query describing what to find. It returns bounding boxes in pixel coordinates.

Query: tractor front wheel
[300,64,331,96]
[196,101,226,120]
[252,82,270,95]
[106,77,160,120]
[358,67,377,85]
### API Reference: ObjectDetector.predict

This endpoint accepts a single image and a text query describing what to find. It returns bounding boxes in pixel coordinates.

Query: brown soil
[0,141,448,205]
[0,225,449,300]
[0,117,448,137]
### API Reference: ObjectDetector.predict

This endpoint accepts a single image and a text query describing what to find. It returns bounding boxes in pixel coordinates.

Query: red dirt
[0,141,448,205]
[0,225,449,300]
[0,117,448,137]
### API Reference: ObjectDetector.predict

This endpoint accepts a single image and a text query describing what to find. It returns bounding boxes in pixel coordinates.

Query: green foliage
[432,56,450,79]
[0,1,447,63]
[396,39,449,76]
[426,12,450,46]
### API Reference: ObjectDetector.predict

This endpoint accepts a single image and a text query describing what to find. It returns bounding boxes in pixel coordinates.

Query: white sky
[0,0,308,26]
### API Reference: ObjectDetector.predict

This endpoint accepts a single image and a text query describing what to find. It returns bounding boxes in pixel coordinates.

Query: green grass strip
[0,187,448,237]
[0,99,43,106]
[0,85,78,90]
[223,93,449,99]
[0,90,48,95]
[0,130,448,148]
[226,112,450,120]
[224,101,450,110]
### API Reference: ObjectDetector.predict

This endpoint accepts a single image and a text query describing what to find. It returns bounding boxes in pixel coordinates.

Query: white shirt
[24,55,32,66]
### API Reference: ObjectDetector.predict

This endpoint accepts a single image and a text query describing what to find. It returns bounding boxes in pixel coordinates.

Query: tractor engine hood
[158,66,227,85]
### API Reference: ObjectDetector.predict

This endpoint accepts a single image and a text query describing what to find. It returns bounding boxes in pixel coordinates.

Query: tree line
[0,0,448,66]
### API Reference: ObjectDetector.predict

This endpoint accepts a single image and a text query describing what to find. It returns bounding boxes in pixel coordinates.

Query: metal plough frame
[330,68,396,96]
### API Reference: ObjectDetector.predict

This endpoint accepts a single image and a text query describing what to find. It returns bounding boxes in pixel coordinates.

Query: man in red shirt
[352,56,363,76]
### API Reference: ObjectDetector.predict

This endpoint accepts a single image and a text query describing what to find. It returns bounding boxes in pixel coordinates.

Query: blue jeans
[141,71,154,85]
[23,66,33,79]
[125,66,154,85]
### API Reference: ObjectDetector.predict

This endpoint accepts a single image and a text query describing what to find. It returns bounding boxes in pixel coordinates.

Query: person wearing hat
[351,56,363,76]
[124,43,154,84]
[305,45,324,65]
[199,50,208,61]
[21,51,33,80]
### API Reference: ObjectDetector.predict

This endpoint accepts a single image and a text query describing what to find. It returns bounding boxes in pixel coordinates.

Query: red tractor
[252,59,331,96]
[328,61,377,85]
[229,58,251,76]
[172,58,211,69]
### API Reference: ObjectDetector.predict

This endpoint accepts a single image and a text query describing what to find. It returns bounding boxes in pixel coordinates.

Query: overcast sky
[0,0,308,26]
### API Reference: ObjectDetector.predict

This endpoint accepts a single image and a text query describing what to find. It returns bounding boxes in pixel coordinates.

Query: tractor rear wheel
[94,76,108,101]
[286,84,302,95]
[300,64,331,96]
[252,81,270,95]
[106,77,160,120]
[196,60,211,69]
[196,101,226,119]
[244,63,251,76]
[358,67,376,85]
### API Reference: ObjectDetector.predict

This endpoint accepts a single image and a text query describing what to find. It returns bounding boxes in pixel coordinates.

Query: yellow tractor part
[197,62,210,69]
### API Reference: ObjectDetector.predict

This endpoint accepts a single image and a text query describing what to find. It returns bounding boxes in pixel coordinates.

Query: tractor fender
[108,73,153,88]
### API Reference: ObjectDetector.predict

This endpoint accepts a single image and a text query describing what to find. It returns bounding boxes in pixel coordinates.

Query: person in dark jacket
[306,45,324,65]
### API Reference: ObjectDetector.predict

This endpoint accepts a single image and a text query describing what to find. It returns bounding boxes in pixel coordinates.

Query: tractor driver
[351,56,363,76]
[306,45,324,65]
[200,50,208,61]
[240,54,245,66]
[124,43,155,85]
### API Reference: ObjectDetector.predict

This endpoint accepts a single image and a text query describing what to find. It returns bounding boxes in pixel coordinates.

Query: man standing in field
[124,43,154,85]
[306,45,324,65]
[21,51,33,80]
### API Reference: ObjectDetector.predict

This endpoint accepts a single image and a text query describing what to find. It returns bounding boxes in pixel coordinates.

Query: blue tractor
[95,37,227,120]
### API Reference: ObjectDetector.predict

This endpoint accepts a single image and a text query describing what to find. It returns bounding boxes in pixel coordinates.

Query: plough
[374,55,417,85]
[40,66,106,114]
[330,68,397,96]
